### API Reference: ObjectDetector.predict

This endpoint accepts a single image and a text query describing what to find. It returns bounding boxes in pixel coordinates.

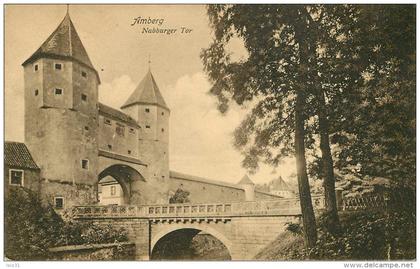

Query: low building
[269,176,295,198]
[4,142,40,195]
[98,176,125,205]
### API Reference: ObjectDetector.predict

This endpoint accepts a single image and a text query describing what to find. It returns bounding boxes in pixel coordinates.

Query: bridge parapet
[71,195,326,219]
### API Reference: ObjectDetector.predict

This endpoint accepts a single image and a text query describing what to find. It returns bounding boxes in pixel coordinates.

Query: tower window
[55,63,62,70]
[161,128,164,132]
[34,64,39,71]
[116,123,125,137]
[9,169,24,186]
[128,150,132,155]
[145,125,150,129]
[162,112,164,116]
[145,108,150,113]
[55,88,63,95]
[108,144,112,150]
[104,118,112,125]
[129,128,135,134]
[81,71,87,78]
[54,197,64,209]
[81,94,87,101]
[34,89,39,96]
[81,159,89,170]
[84,126,89,131]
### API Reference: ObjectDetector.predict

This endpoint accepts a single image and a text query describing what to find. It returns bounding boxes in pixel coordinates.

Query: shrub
[169,188,190,204]
[5,187,128,261]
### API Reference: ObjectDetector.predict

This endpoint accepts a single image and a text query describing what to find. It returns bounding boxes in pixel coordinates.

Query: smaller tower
[121,69,170,183]
[238,175,255,201]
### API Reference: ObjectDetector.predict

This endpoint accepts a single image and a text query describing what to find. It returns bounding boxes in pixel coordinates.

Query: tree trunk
[317,90,340,234]
[295,88,318,248]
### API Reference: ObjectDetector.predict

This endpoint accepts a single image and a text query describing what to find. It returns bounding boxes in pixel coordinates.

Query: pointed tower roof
[238,175,255,185]
[121,69,169,110]
[270,176,291,191]
[22,12,100,82]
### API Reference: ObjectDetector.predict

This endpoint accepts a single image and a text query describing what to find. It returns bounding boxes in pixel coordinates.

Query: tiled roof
[238,174,255,185]
[121,70,169,110]
[98,103,139,127]
[4,142,39,170]
[22,13,100,82]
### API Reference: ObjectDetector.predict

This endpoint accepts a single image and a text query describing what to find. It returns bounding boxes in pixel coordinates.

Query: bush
[169,188,190,204]
[5,187,128,260]
[309,208,416,260]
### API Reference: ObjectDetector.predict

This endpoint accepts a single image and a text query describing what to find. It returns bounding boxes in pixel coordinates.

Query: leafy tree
[201,4,319,247]
[330,5,416,189]
[169,188,191,204]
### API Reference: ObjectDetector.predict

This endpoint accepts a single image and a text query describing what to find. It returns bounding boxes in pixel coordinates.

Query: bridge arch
[151,223,233,260]
[98,164,145,205]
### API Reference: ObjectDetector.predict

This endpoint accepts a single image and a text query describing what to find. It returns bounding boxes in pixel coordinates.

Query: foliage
[5,187,128,261]
[285,222,303,236]
[254,230,306,260]
[169,188,191,204]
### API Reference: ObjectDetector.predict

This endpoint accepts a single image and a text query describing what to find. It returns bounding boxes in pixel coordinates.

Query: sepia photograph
[3,3,416,264]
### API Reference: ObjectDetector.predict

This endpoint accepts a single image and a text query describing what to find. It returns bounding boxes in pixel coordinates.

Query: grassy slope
[254,231,305,260]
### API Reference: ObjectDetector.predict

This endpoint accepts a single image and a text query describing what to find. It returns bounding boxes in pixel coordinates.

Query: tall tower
[22,12,100,203]
[121,69,170,184]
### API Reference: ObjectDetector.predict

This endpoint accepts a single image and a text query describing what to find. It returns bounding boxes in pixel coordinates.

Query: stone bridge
[71,196,326,260]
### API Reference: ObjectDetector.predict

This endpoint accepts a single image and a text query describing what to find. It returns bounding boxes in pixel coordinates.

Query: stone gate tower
[121,69,170,185]
[22,12,100,205]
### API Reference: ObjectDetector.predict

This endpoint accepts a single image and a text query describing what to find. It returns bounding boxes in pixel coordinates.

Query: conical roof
[22,12,98,79]
[121,69,169,110]
[270,176,291,191]
[238,175,255,185]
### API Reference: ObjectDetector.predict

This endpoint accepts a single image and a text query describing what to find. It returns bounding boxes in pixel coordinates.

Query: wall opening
[151,228,231,261]
[97,164,145,205]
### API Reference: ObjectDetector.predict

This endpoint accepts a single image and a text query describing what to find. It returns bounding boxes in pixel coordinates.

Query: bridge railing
[71,195,325,219]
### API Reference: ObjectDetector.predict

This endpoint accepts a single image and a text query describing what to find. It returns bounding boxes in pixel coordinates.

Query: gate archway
[98,164,145,205]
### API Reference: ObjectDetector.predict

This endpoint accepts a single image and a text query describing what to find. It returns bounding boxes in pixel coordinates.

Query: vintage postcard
[3,3,416,266]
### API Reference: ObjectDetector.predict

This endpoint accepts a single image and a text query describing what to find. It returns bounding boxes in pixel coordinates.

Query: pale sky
[4,4,296,185]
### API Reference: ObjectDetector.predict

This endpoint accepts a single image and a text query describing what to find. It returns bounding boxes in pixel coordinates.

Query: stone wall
[169,176,245,203]
[39,179,96,209]
[48,242,135,261]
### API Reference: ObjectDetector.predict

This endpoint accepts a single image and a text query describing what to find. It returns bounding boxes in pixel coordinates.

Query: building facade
[13,11,281,209]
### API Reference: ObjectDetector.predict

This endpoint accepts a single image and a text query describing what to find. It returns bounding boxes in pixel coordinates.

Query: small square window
[54,197,64,209]
[81,71,87,78]
[34,64,39,71]
[84,126,89,131]
[55,88,63,95]
[104,118,112,125]
[145,108,150,113]
[129,128,135,134]
[81,94,87,101]
[55,63,62,70]
[128,150,132,155]
[162,112,164,116]
[34,89,39,96]
[145,125,150,129]
[161,128,164,132]
[110,186,116,196]
[108,144,112,150]
[81,159,89,170]
[9,169,24,186]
